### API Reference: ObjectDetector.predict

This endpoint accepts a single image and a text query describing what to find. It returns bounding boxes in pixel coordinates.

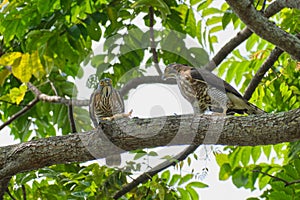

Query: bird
[162,63,265,115]
[89,78,125,126]
[89,78,127,166]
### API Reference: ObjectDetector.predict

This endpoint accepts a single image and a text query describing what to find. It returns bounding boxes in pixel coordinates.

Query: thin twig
[253,170,289,185]
[119,76,176,96]
[253,170,300,187]
[68,104,77,133]
[113,144,199,199]
[149,6,162,75]
[0,97,39,131]
[243,47,283,100]
[27,82,89,106]
[21,185,26,200]
[5,188,16,200]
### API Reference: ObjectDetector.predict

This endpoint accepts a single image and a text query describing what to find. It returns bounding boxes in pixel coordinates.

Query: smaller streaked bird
[89,78,132,166]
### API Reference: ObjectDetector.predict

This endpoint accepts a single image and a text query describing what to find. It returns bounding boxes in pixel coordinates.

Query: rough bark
[1,108,300,197]
[226,0,300,61]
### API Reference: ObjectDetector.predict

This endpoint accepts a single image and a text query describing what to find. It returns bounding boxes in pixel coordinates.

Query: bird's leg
[101,109,133,121]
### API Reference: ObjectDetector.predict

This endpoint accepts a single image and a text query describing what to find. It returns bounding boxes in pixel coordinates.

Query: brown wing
[111,89,125,114]
[189,67,244,98]
[89,91,98,127]
[189,67,265,114]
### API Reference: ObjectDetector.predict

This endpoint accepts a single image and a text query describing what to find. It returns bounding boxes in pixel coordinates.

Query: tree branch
[26,82,89,106]
[0,109,299,197]
[149,6,162,75]
[254,169,300,187]
[205,0,298,71]
[0,97,39,131]
[113,144,199,199]
[243,47,283,100]
[226,0,300,61]
[5,187,16,200]
[253,170,289,185]
[119,76,175,96]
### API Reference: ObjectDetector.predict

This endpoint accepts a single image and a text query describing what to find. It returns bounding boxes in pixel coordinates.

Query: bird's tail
[246,102,266,115]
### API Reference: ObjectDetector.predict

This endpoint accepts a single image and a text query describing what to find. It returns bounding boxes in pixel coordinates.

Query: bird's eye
[100,81,104,86]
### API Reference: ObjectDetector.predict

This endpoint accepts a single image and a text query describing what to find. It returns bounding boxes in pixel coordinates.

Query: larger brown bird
[89,78,124,166]
[163,63,265,115]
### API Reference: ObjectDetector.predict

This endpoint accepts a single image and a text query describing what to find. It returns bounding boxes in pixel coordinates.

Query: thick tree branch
[0,109,300,197]
[243,47,283,100]
[0,97,39,131]
[205,0,296,71]
[113,144,199,199]
[226,0,300,61]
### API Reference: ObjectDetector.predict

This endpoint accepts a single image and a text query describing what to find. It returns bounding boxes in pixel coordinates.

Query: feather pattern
[163,63,265,115]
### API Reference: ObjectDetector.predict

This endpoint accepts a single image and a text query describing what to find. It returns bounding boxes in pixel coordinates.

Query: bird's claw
[101,109,133,121]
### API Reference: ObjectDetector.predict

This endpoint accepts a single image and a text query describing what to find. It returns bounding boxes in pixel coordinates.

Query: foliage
[0,0,300,199]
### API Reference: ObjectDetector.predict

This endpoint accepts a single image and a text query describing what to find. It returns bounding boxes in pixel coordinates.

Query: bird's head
[162,63,191,80]
[98,78,113,98]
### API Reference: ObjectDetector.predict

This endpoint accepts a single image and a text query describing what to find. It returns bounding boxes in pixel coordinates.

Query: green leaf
[185,7,196,37]
[148,151,158,157]
[133,150,147,160]
[37,0,51,15]
[132,0,171,19]
[294,159,300,176]
[178,174,193,185]
[215,153,229,167]
[241,147,251,166]
[268,191,293,200]
[219,163,231,180]
[202,8,222,17]
[186,181,208,188]
[263,145,272,159]
[251,146,261,163]
[232,168,248,188]
[186,186,199,200]
[258,173,271,190]
[222,11,231,29]
[169,174,181,186]
[178,188,190,200]
[85,16,102,41]
[161,170,170,182]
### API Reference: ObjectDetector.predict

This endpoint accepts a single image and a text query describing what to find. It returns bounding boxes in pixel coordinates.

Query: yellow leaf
[0,69,11,86]
[31,51,46,79]
[0,0,9,9]
[0,52,22,66]
[12,53,32,83]
[8,84,27,105]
